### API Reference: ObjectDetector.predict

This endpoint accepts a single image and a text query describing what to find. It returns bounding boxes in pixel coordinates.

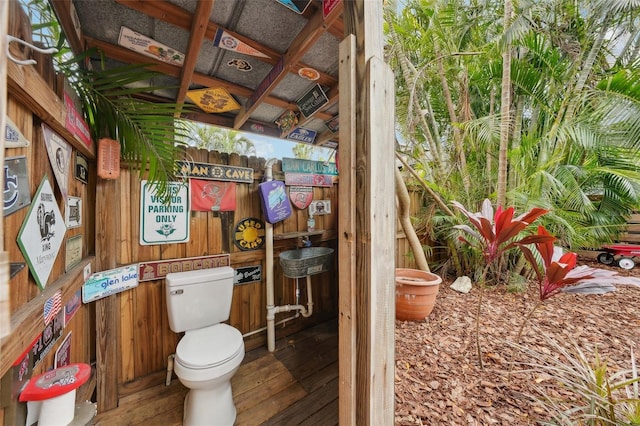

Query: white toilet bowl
[174,323,245,426]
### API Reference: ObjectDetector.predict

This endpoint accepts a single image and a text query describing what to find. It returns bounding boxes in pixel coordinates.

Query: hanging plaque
[65,196,82,228]
[176,161,254,183]
[17,176,67,290]
[296,84,329,119]
[75,152,89,184]
[4,116,30,148]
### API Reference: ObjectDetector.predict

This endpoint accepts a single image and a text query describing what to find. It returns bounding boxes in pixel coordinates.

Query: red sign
[289,186,314,209]
[138,254,230,282]
[285,172,334,187]
[190,179,236,212]
[323,0,342,19]
[64,92,92,148]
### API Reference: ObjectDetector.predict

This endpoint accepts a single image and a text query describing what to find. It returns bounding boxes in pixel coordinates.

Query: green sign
[282,157,338,176]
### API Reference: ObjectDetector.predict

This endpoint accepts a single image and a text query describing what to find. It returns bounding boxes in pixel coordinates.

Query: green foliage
[515,335,640,425]
[387,0,640,271]
[186,124,256,156]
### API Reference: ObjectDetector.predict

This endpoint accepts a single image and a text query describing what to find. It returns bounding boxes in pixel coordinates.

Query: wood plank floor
[93,320,338,426]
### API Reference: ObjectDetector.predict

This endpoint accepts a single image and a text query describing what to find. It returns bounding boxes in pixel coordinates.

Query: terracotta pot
[395,268,442,321]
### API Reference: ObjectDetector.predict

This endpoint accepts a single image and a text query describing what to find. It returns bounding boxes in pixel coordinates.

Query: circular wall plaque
[233,217,266,251]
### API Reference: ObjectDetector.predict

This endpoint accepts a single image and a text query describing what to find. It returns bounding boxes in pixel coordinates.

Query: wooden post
[338,34,357,425]
[342,1,396,424]
[95,179,119,411]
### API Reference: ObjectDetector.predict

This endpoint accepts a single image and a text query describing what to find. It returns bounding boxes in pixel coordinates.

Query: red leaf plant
[452,199,550,267]
[452,199,551,369]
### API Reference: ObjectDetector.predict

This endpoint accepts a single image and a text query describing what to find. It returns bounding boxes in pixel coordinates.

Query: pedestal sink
[279,247,334,278]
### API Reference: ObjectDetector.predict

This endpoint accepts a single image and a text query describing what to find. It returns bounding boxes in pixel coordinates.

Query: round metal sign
[233,217,266,251]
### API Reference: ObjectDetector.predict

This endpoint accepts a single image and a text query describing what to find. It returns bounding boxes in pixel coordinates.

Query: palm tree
[386,0,640,278]
[187,124,256,156]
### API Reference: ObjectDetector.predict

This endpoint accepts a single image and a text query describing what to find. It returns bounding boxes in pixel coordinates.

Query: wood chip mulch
[395,257,640,425]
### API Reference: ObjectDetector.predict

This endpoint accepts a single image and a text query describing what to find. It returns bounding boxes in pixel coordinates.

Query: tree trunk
[496,0,513,208]
[395,167,430,272]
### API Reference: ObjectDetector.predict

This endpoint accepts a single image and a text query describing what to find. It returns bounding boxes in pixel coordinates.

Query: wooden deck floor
[93,320,338,425]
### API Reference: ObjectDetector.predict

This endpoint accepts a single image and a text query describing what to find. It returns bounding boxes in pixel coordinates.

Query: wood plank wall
[95,147,339,406]
[1,66,97,425]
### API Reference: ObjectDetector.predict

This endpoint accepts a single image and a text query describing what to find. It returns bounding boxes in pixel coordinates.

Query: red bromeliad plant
[452,199,552,369]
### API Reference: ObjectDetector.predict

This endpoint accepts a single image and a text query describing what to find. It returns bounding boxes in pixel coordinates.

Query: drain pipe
[271,276,314,318]
[264,158,278,352]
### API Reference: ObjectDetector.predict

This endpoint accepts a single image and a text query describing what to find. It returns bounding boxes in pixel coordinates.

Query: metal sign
[298,67,320,81]
[233,217,266,251]
[55,332,72,368]
[65,196,82,228]
[228,58,253,72]
[289,186,313,209]
[139,180,190,245]
[4,155,31,216]
[286,127,317,144]
[32,310,64,367]
[176,161,254,183]
[64,289,82,326]
[42,124,72,198]
[17,176,67,290]
[275,0,312,14]
[65,234,83,272]
[309,200,332,216]
[64,92,92,148]
[285,172,334,187]
[118,26,185,65]
[296,84,329,119]
[325,115,339,133]
[323,0,342,19]
[75,152,89,184]
[138,254,230,282]
[186,87,241,113]
[234,265,262,285]
[275,110,299,137]
[4,115,30,148]
[82,264,139,303]
[282,157,338,175]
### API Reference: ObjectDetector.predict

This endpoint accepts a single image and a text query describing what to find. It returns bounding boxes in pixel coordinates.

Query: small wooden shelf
[273,230,325,240]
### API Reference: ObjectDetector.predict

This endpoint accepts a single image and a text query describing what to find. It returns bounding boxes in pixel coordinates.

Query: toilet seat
[176,323,244,370]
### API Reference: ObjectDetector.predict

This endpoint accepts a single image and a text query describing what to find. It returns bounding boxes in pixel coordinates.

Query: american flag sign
[43,290,62,325]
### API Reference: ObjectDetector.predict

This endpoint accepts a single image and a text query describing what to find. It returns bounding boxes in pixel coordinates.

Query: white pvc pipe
[264,158,277,352]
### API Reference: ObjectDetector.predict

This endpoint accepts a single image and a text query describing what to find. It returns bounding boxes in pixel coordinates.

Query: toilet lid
[176,324,243,369]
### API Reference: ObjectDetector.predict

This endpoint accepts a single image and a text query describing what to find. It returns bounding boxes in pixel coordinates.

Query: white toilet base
[182,381,236,426]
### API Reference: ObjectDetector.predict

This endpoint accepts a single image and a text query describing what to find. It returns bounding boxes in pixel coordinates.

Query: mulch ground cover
[395,256,640,425]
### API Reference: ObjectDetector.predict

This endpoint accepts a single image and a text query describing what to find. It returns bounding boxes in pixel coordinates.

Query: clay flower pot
[395,268,442,321]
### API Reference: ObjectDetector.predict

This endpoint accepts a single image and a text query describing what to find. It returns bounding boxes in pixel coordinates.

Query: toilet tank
[165,266,235,333]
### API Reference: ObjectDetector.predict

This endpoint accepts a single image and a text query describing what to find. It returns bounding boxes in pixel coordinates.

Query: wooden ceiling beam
[233,5,340,130]
[50,0,85,53]
[175,0,214,106]
[115,0,337,87]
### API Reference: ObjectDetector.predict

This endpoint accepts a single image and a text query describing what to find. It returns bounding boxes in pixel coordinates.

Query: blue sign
[287,127,317,144]
[82,264,139,303]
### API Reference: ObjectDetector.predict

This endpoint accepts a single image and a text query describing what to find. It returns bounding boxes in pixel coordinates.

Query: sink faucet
[300,236,312,247]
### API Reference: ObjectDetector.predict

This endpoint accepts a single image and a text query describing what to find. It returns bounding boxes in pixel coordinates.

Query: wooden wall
[1,59,97,425]
[95,147,339,407]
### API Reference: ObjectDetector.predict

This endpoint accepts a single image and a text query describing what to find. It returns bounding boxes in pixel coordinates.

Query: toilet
[165,266,245,426]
